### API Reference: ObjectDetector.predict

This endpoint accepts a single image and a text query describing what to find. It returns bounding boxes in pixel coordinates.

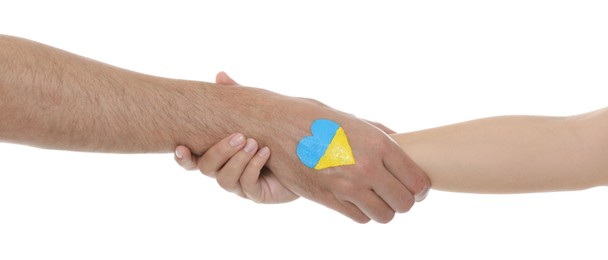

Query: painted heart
[296,119,356,170]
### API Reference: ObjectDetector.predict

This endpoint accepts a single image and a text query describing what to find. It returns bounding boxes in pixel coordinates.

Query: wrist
[168,82,294,153]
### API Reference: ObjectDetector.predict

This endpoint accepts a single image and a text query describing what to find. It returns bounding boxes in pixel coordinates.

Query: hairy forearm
[0,35,261,153]
[391,108,608,193]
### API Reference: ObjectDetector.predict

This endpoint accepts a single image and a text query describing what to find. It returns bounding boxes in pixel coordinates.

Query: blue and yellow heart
[296,119,356,170]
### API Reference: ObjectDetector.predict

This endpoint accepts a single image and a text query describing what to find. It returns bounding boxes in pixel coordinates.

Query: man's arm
[392,107,608,193]
[0,35,430,223]
[0,35,264,153]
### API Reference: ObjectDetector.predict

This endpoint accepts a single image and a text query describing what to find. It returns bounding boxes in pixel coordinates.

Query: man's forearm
[0,35,251,153]
[0,35,432,223]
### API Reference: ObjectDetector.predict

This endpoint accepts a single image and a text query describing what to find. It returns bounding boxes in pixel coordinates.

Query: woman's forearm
[391,108,608,193]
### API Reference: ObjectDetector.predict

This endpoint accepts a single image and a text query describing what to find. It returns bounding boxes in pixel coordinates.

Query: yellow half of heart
[314,127,356,170]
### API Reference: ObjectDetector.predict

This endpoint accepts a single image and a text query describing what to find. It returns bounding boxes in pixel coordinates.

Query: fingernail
[258,146,270,157]
[229,134,245,147]
[415,185,430,202]
[243,138,256,153]
[175,148,183,159]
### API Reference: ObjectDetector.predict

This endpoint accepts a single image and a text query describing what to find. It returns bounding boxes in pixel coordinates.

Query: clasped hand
[175,72,430,223]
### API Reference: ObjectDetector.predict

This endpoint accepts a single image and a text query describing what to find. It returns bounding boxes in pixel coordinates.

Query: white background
[1,1,607,259]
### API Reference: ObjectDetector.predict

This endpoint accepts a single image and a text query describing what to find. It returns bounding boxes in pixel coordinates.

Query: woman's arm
[391,107,608,193]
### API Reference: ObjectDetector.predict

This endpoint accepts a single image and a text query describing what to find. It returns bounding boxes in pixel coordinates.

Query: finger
[365,119,396,134]
[215,71,238,85]
[174,145,198,171]
[239,146,271,202]
[198,133,246,178]
[345,190,396,224]
[334,198,372,224]
[372,169,415,213]
[383,142,431,202]
[216,138,259,193]
[238,147,299,204]
[304,192,371,224]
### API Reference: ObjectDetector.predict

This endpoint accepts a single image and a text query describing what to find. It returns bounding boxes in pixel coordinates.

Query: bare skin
[0,35,430,223]
[393,108,608,193]
[178,82,608,197]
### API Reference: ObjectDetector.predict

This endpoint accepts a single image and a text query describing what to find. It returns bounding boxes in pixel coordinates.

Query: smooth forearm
[391,109,608,193]
[0,35,257,153]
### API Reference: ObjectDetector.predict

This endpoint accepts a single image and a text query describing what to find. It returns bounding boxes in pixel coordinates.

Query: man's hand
[0,35,428,223]
[245,88,430,223]
[268,105,429,223]
[178,72,430,223]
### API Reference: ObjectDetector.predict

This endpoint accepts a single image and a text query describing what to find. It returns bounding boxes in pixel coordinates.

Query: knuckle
[216,177,236,191]
[352,159,373,174]
[303,97,326,107]
[216,143,236,156]
[248,157,265,170]
[340,179,358,190]
[335,179,360,197]
[198,164,209,173]
[241,185,259,202]
[373,135,390,148]
[199,168,217,178]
